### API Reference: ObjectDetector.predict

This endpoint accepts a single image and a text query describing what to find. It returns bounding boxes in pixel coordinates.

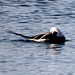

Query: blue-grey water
[0,0,75,75]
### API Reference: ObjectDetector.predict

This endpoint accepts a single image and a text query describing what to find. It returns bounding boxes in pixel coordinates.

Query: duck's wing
[33,33,46,39]
[40,32,51,39]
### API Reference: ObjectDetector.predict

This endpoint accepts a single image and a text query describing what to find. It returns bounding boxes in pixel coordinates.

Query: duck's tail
[8,31,34,40]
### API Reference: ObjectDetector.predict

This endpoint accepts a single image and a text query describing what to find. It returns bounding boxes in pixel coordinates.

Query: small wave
[20,4,31,7]
[18,21,28,23]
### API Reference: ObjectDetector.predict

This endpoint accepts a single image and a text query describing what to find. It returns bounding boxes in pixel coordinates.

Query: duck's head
[50,27,65,37]
[50,27,58,35]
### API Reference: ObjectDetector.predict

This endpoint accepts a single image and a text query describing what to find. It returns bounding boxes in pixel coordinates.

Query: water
[0,0,75,75]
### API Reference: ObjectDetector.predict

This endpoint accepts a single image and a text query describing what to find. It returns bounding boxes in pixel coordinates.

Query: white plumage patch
[28,39,46,42]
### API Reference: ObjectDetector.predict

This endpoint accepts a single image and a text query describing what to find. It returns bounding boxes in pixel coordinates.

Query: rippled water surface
[0,0,75,75]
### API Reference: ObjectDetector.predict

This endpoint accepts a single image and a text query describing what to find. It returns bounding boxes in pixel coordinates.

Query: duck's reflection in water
[49,43,64,54]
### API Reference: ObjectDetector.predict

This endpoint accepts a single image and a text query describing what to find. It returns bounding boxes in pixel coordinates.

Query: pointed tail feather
[8,31,33,39]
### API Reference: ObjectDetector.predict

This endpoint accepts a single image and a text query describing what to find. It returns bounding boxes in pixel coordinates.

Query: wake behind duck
[8,27,66,43]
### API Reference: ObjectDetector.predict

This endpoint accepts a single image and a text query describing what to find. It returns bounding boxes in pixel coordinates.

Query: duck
[8,27,66,43]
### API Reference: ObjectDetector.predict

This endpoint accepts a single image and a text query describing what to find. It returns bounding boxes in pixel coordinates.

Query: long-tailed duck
[9,27,66,43]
